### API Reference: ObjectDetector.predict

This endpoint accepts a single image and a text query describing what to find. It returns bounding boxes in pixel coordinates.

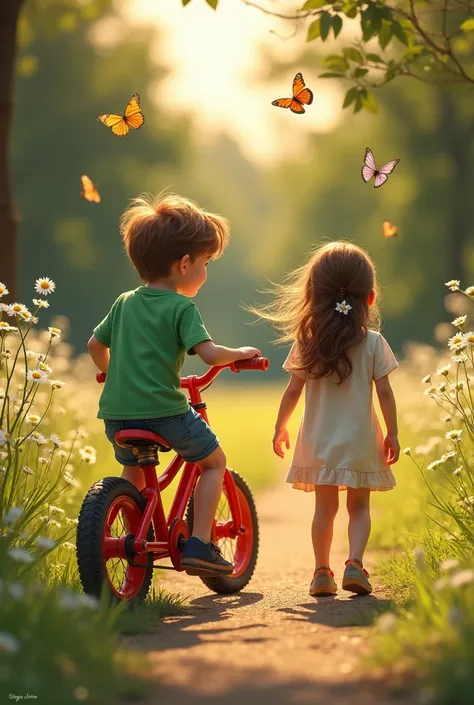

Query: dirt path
[122,480,414,705]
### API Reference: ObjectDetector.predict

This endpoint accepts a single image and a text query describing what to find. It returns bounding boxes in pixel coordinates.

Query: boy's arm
[193,340,260,366]
[375,374,400,464]
[87,335,110,373]
[273,374,305,458]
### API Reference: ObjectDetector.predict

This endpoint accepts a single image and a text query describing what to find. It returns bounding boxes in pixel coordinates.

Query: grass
[118,586,188,635]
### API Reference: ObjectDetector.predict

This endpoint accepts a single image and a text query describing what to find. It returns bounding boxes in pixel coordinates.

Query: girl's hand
[273,427,290,459]
[384,434,400,465]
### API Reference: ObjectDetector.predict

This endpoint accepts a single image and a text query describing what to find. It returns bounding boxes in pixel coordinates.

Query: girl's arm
[273,374,305,458]
[375,374,400,464]
[87,335,110,373]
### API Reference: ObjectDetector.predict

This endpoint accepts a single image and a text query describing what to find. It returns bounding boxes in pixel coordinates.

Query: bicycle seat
[114,429,171,452]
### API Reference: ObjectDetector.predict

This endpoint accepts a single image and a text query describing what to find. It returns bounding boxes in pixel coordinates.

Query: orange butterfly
[383,220,398,238]
[272,73,314,114]
[97,93,144,137]
[80,175,101,203]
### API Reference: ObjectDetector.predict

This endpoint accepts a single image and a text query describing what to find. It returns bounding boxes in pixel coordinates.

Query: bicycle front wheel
[186,470,259,594]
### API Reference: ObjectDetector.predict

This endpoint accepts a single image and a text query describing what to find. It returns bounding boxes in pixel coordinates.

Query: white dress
[283,330,398,492]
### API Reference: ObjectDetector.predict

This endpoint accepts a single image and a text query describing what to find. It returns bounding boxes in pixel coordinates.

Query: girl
[258,241,399,597]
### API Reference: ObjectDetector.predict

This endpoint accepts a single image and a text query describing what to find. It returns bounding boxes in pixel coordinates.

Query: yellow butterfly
[80,175,101,203]
[97,94,144,137]
[383,220,398,238]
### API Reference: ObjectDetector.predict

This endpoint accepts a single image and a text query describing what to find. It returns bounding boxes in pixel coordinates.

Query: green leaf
[320,11,332,40]
[343,3,358,18]
[332,15,343,37]
[343,47,364,63]
[205,0,219,8]
[181,0,193,6]
[353,67,368,78]
[343,86,359,108]
[323,53,350,71]
[361,90,378,114]
[366,52,384,63]
[392,20,408,46]
[307,18,321,41]
[353,93,364,113]
[302,0,328,9]
[319,72,346,78]
[378,20,393,50]
[460,18,474,31]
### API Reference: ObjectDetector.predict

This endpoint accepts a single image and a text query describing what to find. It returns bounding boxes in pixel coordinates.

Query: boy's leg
[191,446,226,543]
[312,485,339,569]
[121,465,145,491]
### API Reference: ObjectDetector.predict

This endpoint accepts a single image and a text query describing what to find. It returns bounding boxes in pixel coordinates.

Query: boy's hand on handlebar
[273,427,290,459]
[237,346,261,360]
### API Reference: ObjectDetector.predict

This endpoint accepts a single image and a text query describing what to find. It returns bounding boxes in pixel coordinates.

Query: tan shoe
[342,559,372,595]
[309,567,337,597]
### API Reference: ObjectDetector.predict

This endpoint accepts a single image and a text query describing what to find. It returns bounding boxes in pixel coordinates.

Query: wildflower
[453,467,462,476]
[402,447,411,456]
[436,384,447,394]
[377,612,397,633]
[465,286,474,297]
[427,459,442,470]
[48,519,61,529]
[8,547,34,564]
[424,386,437,396]
[27,369,49,384]
[440,558,459,572]
[48,505,65,515]
[19,309,32,322]
[64,474,81,489]
[421,375,431,384]
[0,632,20,655]
[441,450,457,462]
[414,546,425,570]
[48,327,61,338]
[8,303,28,317]
[436,364,451,377]
[32,298,49,309]
[8,582,25,600]
[49,434,62,448]
[82,445,96,455]
[29,431,46,445]
[335,300,352,315]
[0,321,17,333]
[22,466,34,476]
[450,569,474,588]
[451,315,467,328]
[446,429,463,443]
[445,280,460,291]
[464,331,474,345]
[0,429,10,446]
[65,517,79,526]
[36,536,56,550]
[34,277,56,296]
[454,382,464,391]
[4,506,24,524]
[79,448,96,464]
[25,413,41,425]
[39,362,52,374]
[448,334,467,352]
[57,449,68,458]
[50,379,65,390]
[0,283,8,298]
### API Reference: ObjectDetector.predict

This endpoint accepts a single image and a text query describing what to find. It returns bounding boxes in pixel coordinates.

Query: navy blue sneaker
[181,537,233,576]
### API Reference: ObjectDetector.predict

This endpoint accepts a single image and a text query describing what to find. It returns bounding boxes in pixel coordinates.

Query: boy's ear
[368,289,376,306]
[177,254,191,275]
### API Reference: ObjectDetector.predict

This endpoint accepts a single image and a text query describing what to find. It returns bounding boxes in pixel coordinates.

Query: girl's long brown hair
[252,241,381,385]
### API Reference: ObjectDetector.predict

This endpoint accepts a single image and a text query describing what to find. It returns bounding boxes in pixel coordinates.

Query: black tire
[76,476,154,608]
[186,470,259,595]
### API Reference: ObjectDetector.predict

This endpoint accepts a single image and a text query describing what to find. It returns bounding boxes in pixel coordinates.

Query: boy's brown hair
[120,192,230,282]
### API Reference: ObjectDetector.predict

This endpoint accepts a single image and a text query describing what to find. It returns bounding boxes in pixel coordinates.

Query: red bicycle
[76,356,269,607]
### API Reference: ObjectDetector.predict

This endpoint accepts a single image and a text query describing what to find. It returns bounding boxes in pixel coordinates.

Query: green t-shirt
[93,287,212,420]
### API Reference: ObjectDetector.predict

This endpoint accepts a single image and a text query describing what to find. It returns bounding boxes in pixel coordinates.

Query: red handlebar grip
[231,357,269,373]
[96,372,107,384]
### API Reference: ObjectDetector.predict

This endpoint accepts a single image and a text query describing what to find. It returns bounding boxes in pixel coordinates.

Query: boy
[87,193,260,575]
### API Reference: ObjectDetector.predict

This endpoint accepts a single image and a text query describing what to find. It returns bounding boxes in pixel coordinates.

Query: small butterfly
[272,73,313,114]
[361,148,399,188]
[80,175,101,203]
[97,93,144,137]
[383,220,398,238]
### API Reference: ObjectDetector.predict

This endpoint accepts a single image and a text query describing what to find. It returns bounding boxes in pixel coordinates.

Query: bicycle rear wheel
[186,470,259,594]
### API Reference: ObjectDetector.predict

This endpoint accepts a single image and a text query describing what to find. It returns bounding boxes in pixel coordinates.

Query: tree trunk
[0,0,24,301]
[438,90,472,283]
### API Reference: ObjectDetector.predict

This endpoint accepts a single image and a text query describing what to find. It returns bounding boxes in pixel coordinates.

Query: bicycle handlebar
[96,356,269,386]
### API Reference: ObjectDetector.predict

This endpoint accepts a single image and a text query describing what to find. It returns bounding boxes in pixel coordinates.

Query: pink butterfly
[361,147,400,188]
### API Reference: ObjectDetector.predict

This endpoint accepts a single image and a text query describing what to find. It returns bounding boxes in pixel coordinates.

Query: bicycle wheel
[186,470,259,594]
[76,477,154,608]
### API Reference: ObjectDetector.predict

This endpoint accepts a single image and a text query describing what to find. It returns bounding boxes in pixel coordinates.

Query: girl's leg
[122,466,145,491]
[346,487,371,562]
[312,486,339,569]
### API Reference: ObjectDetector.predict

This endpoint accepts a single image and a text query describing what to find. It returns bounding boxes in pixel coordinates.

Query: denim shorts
[104,407,220,466]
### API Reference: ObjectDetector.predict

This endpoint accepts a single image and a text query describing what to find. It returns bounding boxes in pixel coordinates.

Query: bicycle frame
[102,359,267,567]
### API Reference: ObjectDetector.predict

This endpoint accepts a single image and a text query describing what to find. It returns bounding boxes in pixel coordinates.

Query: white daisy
[50,379,65,390]
[34,277,56,296]
[65,517,79,526]
[64,473,81,489]
[464,332,474,345]
[18,309,32,322]
[48,505,65,515]
[453,467,462,476]
[48,327,61,338]
[82,445,96,455]
[446,429,463,443]
[32,298,49,309]
[441,451,457,461]
[27,369,49,384]
[427,459,442,470]
[8,547,34,564]
[421,375,432,384]
[0,283,8,298]
[22,466,34,476]
[436,365,451,377]
[448,334,467,352]
[25,414,41,425]
[49,434,62,448]
[0,321,17,334]
[36,536,56,550]
[48,519,61,529]
[0,632,20,655]
[39,362,52,374]
[79,448,96,464]
[402,447,411,456]
[56,449,68,458]
[4,506,24,524]
[465,286,474,297]
[445,280,460,291]
[0,429,10,446]
[451,315,467,328]
[335,300,352,315]
[29,431,46,445]
[8,303,27,317]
